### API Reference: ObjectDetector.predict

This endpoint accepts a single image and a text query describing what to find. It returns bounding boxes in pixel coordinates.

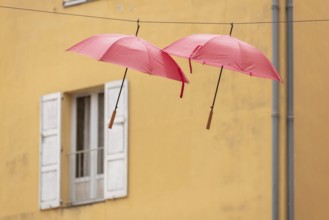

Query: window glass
[76,95,91,178]
[97,93,104,174]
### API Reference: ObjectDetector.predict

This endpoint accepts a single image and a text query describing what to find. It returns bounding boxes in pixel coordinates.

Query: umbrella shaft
[114,68,128,110]
[210,66,224,110]
[110,21,139,129]
[114,21,139,114]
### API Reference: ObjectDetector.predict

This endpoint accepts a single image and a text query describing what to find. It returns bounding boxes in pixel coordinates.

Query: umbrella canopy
[163,34,282,82]
[68,34,189,84]
[67,34,189,128]
[163,34,282,129]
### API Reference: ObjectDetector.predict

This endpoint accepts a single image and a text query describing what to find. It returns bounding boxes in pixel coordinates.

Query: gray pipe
[286,0,294,220]
[272,1,279,220]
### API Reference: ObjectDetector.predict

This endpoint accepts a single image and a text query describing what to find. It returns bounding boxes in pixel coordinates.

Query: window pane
[97,93,104,174]
[76,96,91,178]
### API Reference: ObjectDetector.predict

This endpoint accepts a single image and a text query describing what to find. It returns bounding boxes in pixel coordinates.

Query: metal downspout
[272,1,279,220]
[286,0,294,220]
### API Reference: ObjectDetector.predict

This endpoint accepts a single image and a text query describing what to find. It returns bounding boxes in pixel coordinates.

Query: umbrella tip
[135,19,140,36]
[229,23,234,36]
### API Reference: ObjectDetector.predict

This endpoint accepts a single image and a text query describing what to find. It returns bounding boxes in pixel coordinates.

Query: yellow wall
[1,0,277,219]
[294,1,329,219]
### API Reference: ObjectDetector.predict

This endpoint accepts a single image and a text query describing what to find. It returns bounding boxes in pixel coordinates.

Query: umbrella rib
[142,42,152,73]
[236,41,247,73]
[97,36,135,61]
[190,35,227,68]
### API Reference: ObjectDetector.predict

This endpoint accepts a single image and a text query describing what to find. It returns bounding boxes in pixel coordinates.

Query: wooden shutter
[39,93,61,209]
[104,81,128,199]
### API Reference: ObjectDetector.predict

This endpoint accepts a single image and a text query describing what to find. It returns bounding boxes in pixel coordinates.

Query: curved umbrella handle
[206,109,213,130]
[108,110,117,129]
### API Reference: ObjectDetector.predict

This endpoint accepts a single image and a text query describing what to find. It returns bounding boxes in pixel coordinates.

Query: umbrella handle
[108,110,117,129]
[206,109,213,130]
[180,82,185,98]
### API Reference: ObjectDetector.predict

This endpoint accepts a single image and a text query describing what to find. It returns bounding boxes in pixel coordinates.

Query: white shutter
[104,81,128,199]
[39,93,61,209]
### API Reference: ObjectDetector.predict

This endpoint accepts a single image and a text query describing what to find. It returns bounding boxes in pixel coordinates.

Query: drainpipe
[286,0,294,220]
[271,0,279,220]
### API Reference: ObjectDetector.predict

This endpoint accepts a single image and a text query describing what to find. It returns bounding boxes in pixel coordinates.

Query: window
[39,81,128,209]
[63,0,89,7]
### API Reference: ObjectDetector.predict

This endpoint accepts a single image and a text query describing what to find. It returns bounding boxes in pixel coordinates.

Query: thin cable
[0,5,136,22]
[1,5,329,25]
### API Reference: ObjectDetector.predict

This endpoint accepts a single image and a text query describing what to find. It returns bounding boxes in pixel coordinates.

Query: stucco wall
[0,1,275,219]
[294,1,329,219]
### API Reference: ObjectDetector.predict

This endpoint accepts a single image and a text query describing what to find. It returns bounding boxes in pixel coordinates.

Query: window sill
[70,197,105,207]
[75,174,104,183]
[63,0,88,7]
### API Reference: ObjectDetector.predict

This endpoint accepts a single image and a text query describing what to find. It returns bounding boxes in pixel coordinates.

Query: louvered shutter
[104,81,128,199]
[39,93,61,209]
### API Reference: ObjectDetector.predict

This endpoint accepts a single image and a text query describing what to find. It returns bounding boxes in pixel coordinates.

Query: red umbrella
[67,33,189,128]
[163,32,282,129]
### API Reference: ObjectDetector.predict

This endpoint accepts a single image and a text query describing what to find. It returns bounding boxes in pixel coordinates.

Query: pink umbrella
[67,33,189,128]
[163,33,282,129]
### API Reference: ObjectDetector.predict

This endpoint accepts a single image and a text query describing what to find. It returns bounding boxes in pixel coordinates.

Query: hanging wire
[1,5,329,25]
[0,5,136,23]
